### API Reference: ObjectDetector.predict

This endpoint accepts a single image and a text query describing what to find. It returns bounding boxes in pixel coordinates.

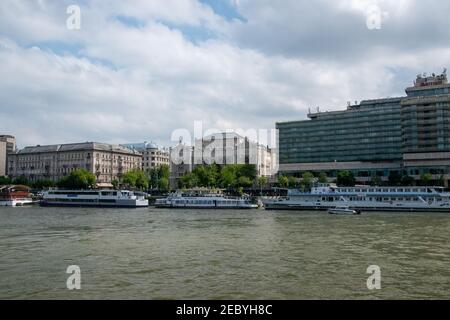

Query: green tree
[237,176,253,188]
[122,170,138,187]
[135,171,149,190]
[419,173,433,186]
[180,173,199,189]
[278,175,289,187]
[388,171,402,186]
[288,176,297,188]
[32,179,55,189]
[192,166,210,187]
[158,177,169,190]
[220,165,237,188]
[0,176,12,185]
[13,176,29,186]
[158,164,170,180]
[57,169,96,189]
[236,164,257,181]
[300,172,314,190]
[257,176,268,188]
[371,175,382,186]
[438,175,445,187]
[122,169,149,190]
[401,175,415,186]
[337,171,356,187]
[257,176,268,196]
[111,179,119,189]
[318,172,328,184]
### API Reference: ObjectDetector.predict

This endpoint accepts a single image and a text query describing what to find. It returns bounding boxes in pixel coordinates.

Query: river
[0,206,449,299]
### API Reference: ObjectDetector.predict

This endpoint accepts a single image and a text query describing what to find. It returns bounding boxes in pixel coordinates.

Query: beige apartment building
[122,142,170,172]
[8,142,142,186]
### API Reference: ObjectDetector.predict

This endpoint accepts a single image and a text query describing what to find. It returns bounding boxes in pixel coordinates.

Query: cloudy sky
[1,0,450,148]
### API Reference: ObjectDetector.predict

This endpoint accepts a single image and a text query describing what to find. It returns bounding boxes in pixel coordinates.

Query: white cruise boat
[155,190,258,209]
[41,189,149,208]
[263,184,450,212]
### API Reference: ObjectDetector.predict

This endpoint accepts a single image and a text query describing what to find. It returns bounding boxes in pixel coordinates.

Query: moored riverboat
[41,189,149,208]
[263,184,450,212]
[0,185,34,207]
[155,190,258,209]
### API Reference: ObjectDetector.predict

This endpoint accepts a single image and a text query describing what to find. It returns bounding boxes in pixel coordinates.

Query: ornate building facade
[8,142,142,186]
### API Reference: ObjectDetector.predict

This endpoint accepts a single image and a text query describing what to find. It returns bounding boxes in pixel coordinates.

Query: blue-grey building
[277,72,450,187]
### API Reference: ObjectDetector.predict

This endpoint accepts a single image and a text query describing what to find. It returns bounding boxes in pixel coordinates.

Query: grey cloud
[230,0,450,61]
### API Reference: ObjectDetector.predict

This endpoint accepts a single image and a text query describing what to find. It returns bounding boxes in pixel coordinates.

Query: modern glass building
[277,72,450,187]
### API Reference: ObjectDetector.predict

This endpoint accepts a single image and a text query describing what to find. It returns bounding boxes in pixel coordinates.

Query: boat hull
[40,200,149,208]
[264,202,450,212]
[155,204,258,209]
[0,199,34,207]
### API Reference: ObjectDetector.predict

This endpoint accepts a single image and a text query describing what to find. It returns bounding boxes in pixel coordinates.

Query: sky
[1,0,450,148]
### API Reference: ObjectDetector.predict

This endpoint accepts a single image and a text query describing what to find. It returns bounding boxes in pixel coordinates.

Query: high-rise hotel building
[277,72,450,187]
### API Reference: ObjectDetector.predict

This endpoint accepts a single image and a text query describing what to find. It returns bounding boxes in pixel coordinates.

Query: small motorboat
[328,206,361,215]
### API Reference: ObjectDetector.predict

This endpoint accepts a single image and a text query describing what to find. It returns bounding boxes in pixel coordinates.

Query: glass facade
[277,98,403,164]
[401,97,450,153]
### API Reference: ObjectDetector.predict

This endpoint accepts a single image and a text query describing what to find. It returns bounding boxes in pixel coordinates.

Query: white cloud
[0,0,450,148]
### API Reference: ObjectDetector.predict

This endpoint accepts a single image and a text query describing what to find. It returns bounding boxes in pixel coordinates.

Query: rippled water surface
[0,206,449,299]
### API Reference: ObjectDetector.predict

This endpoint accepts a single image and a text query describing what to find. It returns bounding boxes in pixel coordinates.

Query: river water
[0,206,449,299]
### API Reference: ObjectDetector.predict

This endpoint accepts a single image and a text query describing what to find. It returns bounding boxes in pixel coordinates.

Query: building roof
[16,142,141,156]
[121,142,162,152]
[202,132,246,141]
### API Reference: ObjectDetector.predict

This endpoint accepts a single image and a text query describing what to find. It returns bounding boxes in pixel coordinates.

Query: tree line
[179,164,259,190]
[0,164,171,191]
[0,166,444,190]
[277,170,443,189]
